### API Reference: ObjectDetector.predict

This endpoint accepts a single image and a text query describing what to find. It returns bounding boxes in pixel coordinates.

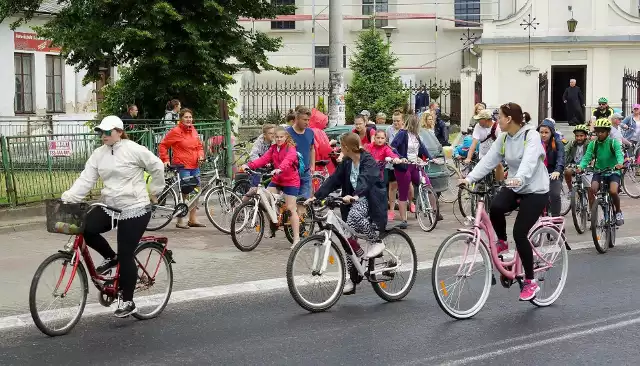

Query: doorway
[551,65,587,123]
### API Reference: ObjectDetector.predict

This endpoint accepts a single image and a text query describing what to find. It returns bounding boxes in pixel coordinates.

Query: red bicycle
[29,200,175,336]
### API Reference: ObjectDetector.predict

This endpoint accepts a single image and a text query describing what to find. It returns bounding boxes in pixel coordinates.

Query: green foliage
[316,96,326,114]
[428,86,441,101]
[344,28,408,124]
[2,0,298,119]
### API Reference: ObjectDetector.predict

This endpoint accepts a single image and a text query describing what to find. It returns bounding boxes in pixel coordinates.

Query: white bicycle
[287,196,418,312]
[230,169,315,251]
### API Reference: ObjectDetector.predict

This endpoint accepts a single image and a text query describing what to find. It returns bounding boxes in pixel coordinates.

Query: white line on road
[1,236,639,332]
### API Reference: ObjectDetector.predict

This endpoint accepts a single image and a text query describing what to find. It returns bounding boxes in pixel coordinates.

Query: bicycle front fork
[312,230,333,275]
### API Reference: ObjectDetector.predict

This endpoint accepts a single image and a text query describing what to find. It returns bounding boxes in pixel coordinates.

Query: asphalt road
[2,244,640,366]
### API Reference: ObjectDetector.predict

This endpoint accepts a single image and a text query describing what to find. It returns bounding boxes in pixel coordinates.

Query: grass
[0,170,102,206]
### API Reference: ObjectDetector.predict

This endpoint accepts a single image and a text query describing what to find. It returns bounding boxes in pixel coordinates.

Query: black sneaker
[114,301,137,318]
[96,258,117,274]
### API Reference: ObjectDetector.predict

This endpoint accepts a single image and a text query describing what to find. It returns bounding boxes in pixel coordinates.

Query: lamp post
[567,6,578,33]
[381,25,396,44]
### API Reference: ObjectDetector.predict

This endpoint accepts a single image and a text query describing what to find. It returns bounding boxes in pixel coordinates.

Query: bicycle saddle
[315,160,330,167]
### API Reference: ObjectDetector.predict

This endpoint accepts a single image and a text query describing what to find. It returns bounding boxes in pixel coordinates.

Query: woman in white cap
[61,115,165,318]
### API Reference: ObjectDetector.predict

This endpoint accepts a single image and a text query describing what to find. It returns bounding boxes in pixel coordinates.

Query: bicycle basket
[45,199,90,235]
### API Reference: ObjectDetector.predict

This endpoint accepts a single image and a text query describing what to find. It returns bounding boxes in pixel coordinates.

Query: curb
[2,235,640,332]
[0,220,45,235]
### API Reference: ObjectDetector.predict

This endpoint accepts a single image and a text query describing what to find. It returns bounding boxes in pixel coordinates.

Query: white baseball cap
[94,115,124,132]
[360,110,370,117]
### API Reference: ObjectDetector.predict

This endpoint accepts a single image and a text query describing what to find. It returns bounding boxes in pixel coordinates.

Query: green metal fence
[0,120,232,207]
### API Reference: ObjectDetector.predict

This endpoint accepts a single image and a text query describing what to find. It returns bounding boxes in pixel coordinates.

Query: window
[362,0,388,29]
[14,53,34,114]
[46,55,65,113]
[271,0,295,30]
[314,45,347,68]
[454,0,480,27]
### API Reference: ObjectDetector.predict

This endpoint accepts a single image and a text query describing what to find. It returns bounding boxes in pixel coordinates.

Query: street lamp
[567,6,578,33]
[381,25,396,44]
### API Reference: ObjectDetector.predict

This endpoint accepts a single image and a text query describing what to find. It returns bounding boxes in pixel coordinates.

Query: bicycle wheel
[621,166,640,198]
[287,234,345,312]
[591,199,610,254]
[230,200,265,252]
[371,228,418,301]
[232,179,252,197]
[283,203,316,244]
[528,226,568,307]
[432,231,492,319]
[416,185,438,232]
[457,186,476,218]
[131,242,174,320]
[560,184,571,216]
[146,187,178,231]
[204,186,242,234]
[439,164,460,204]
[570,188,588,234]
[29,252,88,336]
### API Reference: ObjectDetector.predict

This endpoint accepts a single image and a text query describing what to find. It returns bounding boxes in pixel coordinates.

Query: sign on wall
[48,140,72,157]
[14,32,61,53]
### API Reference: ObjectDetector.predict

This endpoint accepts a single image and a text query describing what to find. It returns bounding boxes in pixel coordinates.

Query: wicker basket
[45,199,90,235]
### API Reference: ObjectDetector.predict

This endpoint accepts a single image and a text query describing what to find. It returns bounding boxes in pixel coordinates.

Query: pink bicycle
[431,184,568,319]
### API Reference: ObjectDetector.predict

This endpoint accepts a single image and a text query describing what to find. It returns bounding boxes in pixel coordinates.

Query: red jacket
[365,143,398,179]
[158,124,204,169]
[353,128,376,146]
[248,144,300,188]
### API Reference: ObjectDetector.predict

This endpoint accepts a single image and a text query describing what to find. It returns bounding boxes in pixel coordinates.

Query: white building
[1,2,99,118]
[477,0,640,125]
[238,0,505,85]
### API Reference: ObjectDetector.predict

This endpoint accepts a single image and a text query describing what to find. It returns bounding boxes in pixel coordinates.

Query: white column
[460,67,477,131]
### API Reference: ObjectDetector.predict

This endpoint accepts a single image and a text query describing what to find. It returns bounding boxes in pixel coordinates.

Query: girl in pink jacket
[365,130,401,179]
[243,127,301,244]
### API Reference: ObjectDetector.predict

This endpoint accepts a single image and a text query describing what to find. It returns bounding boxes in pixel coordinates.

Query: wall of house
[0,16,96,117]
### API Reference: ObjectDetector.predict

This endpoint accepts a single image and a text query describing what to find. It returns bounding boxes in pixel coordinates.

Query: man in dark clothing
[120,104,139,130]
[415,86,430,112]
[562,79,585,126]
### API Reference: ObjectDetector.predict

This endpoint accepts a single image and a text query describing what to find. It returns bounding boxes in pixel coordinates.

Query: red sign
[14,32,61,53]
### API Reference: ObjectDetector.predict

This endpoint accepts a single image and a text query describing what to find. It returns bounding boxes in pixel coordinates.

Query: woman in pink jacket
[365,130,402,179]
[242,126,301,244]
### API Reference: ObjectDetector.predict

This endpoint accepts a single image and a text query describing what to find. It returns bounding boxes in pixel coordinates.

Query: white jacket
[61,139,165,210]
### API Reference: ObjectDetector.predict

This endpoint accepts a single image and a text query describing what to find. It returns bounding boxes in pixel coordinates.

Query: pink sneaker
[387,211,395,221]
[496,239,508,254]
[410,203,416,213]
[519,280,540,301]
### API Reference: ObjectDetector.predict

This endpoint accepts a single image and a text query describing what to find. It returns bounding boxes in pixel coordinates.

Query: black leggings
[489,188,548,280]
[84,208,151,301]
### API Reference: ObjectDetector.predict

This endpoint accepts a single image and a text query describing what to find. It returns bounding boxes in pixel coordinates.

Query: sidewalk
[3,198,640,318]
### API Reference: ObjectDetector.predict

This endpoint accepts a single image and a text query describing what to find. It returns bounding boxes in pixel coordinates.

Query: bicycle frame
[457,194,565,282]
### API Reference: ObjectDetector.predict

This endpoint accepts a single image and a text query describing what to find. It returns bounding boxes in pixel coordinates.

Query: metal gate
[622,68,640,117]
[538,72,549,124]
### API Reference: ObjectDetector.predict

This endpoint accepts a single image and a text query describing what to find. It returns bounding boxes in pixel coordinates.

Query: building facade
[477,0,640,124]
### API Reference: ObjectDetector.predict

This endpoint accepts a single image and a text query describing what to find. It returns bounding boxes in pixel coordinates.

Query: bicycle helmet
[573,124,589,134]
[593,118,612,129]
[598,97,608,104]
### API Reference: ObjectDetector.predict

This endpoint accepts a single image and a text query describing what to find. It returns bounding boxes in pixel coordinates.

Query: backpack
[295,151,305,175]
[480,123,498,143]
[500,130,531,156]
[365,126,376,143]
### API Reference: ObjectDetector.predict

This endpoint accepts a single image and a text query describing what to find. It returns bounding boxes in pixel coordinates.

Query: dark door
[551,65,587,123]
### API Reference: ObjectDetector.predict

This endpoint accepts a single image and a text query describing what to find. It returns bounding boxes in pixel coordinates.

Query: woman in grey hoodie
[460,102,549,302]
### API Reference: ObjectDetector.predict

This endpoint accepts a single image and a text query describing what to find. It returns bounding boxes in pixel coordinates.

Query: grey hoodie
[466,125,549,195]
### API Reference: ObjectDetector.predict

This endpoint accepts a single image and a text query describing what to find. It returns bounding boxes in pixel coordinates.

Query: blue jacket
[621,115,637,141]
[537,120,565,174]
[390,129,432,172]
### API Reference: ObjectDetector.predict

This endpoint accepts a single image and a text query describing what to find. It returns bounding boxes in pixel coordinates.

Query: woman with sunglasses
[459,102,549,302]
[61,116,165,317]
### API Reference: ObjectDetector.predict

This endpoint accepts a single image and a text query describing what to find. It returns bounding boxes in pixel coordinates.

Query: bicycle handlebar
[89,202,122,214]
[243,167,277,177]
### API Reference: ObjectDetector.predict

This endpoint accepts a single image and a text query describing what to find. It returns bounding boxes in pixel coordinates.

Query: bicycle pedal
[491,274,497,286]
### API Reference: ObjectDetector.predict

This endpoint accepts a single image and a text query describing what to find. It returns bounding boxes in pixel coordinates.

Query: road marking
[1,236,639,332]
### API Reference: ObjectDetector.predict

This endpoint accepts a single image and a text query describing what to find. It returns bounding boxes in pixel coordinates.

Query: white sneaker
[343,279,355,293]
[364,242,385,258]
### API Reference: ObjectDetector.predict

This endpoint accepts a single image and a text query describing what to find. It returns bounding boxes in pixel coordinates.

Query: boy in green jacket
[576,118,625,226]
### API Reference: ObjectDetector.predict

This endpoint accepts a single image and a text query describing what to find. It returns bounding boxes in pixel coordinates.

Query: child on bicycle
[364,130,402,179]
[564,124,590,190]
[537,119,565,216]
[576,118,625,226]
[242,126,302,245]
[306,132,388,294]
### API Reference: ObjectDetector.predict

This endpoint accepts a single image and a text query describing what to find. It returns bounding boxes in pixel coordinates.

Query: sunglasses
[599,103,607,106]
[98,129,114,136]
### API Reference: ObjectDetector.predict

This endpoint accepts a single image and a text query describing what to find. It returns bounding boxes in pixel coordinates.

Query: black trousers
[84,208,151,301]
[489,188,548,280]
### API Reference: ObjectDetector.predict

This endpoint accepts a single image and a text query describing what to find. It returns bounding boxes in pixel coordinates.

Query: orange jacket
[158,124,204,169]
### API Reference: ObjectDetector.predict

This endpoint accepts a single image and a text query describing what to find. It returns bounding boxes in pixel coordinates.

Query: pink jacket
[248,144,300,188]
[365,143,398,162]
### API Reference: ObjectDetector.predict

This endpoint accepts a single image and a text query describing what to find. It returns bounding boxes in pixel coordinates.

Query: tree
[344,28,408,124]
[1,0,297,118]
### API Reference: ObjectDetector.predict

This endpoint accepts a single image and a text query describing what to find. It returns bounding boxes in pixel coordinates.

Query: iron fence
[0,120,232,207]
[239,79,462,125]
[622,68,640,117]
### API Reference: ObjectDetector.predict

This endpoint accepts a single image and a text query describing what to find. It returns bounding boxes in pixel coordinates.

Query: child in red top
[242,127,302,245]
[365,130,401,179]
